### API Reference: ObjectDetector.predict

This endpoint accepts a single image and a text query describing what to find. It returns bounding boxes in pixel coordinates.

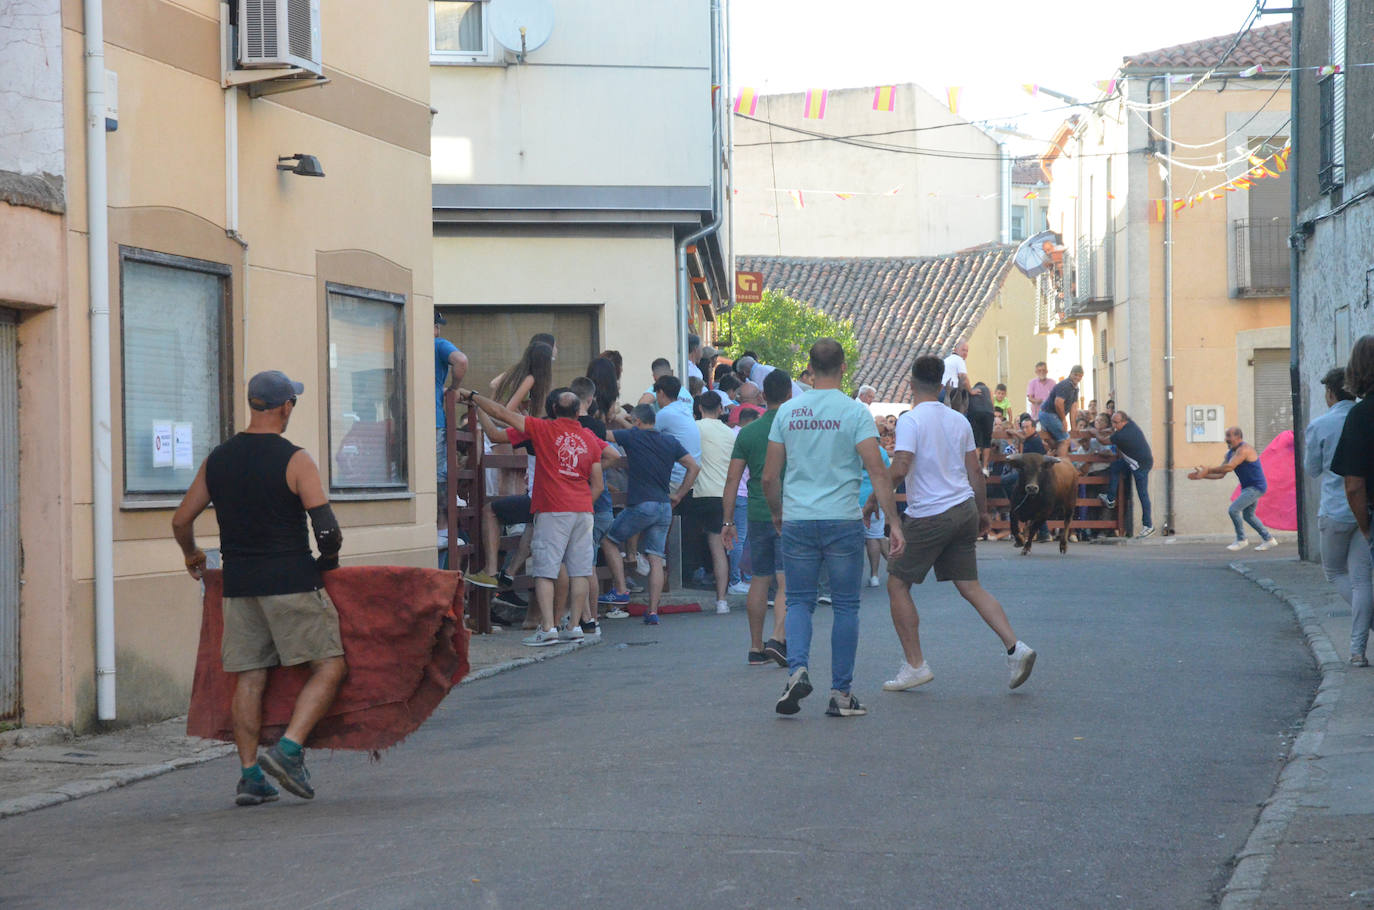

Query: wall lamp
[277,154,325,177]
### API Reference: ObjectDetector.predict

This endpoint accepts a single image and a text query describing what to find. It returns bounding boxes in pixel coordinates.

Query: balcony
[1034,270,1070,335]
[1066,239,1114,317]
[1233,218,1290,297]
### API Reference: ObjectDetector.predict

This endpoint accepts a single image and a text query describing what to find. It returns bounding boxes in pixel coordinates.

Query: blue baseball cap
[247,370,304,411]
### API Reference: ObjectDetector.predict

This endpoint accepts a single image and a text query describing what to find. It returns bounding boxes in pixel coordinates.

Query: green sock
[242,763,265,782]
[278,737,303,758]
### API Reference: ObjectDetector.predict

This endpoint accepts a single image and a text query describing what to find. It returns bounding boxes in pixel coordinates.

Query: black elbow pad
[308,504,343,558]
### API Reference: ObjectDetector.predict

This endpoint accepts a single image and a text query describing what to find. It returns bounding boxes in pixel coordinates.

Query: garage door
[0,309,18,719]
[1252,348,1291,452]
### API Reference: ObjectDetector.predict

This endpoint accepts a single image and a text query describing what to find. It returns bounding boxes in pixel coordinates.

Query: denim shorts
[1038,409,1067,442]
[593,510,614,547]
[606,500,673,558]
[749,515,784,576]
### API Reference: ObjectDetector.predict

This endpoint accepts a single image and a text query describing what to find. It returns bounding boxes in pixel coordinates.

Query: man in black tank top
[172,370,347,807]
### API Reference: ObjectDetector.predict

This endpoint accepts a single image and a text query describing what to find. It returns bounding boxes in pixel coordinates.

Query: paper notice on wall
[173,422,193,469]
[153,421,173,468]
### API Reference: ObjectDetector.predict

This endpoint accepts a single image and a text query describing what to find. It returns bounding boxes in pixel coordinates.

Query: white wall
[0,0,64,180]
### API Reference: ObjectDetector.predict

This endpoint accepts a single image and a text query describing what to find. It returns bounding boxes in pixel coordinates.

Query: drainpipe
[1162,76,1176,535]
[999,141,1011,244]
[84,0,116,719]
[1288,0,1307,558]
[677,0,725,378]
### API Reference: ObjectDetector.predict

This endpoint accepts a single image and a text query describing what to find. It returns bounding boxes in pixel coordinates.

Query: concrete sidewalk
[1224,556,1374,909]
[0,624,600,818]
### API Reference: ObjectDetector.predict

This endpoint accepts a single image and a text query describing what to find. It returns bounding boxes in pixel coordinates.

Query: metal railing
[1034,269,1067,334]
[1067,239,1113,316]
[1233,218,1290,296]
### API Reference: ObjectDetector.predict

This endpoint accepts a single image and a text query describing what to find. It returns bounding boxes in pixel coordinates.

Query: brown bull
[1003,453,1079,555]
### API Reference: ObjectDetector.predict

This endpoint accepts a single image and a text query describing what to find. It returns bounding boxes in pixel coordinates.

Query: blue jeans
[728,496,750,585]
[1229,486,1271,542]
[781,520,865,694]
[1107,461,1153,528]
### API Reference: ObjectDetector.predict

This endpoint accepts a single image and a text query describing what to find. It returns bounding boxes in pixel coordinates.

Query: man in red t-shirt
[461,388,605,646]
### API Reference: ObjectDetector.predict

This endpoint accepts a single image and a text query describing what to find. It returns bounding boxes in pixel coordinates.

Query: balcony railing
[1034,269,1068,334]
[1233,218,1290,296]
[1067,239,1114,316]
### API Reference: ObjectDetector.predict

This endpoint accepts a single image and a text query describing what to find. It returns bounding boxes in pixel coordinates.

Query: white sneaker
[523,628,560,647]
[715,600,731,614]
[817,593,832,605]
[728,580,752,595]
[1255,537,1279,552]
[1137,526,1156,539]
[605,608,630,620]
[557,625,585,642]
[868,575,880,588]
[633,554,651,576]
[883,661,934,691]
[1226,540,1249,552]
[1007,641,1036,689]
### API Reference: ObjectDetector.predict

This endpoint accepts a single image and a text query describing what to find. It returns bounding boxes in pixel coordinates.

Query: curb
[1219,562,1341,910]
[0,636,602,821]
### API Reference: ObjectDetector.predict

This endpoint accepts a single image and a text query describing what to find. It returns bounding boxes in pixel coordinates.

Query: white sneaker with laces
[605,607,630,620]
[728,580,751,595]
[1007,641,1036,689]
[1227,540,1249,552]
[715,600,730,614]
[1255,537,1279,551]
[1137,526,1156,539]
[883,661,934,691]
[868,575,880,588]
[523,628,561,647]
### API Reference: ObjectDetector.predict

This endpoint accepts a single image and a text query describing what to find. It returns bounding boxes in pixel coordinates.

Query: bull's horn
[1005,453,1024,464]
[1043,456,1061,464]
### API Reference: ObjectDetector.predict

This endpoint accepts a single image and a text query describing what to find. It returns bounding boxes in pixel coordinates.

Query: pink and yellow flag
[1319,64,1342,77]
[872,85,896,112]
[1021,83,1039,97]
[834,192,854,200]
[1023,190,1039,200]
[946,87,962,115]
[789,189,805,209]
[803,89,828,120]
[734,87,759,116]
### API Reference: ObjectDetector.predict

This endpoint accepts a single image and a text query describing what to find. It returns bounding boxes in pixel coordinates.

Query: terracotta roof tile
[737,245,1016,402]
[1123,21,1290,71]
[1012,156,1046,186]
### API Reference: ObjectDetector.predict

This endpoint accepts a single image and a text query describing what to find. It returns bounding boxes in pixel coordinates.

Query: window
[120,250,231,496]
[327,284,408,491]
[1010,205,1028,242]
[437,307,599,404]
[430,0,499,64]
[1318,74,1344,193]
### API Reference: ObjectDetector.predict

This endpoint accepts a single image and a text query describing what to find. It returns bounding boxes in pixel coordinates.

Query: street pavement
[0,543,1318,909]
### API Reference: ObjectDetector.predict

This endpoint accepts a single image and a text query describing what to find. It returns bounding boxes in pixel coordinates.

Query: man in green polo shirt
[722,369,793,667]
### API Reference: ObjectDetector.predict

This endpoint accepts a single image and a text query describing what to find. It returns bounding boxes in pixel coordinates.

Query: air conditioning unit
[237,0,322,75]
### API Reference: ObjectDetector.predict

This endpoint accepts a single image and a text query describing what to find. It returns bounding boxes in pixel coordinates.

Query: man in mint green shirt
[762,339,905,719]
[722,369,794,667]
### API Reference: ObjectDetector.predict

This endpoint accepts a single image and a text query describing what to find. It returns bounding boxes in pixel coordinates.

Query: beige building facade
[2,0,435,729]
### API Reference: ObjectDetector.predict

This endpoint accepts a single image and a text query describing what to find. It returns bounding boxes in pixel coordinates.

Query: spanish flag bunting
[885,184,903,195]
[803,89,828,120]
[1209,190,1226,200]
[1223,183,1238,192]
[790,189,805,209]
[872,85,896,112]
[1154,199,1166,222]
[1273,150,1288,173]
[1095,79,1118,96]
[1247,154,1265,167]
[1021,83,1039,97]
[1319,64,1342,77]
[734,87,759,116]
[1239,64,1265,77]
[1107,192,1116,199]
[1233,176,1254,189]
[1170,73,1194,84]
[1172,198,1187,213]
[1023,190,1039,199]
[946,86,961,115]
[834,192,854,200]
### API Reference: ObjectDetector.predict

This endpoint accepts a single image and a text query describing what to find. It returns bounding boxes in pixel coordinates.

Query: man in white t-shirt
[941,339,971,392]
[865,354,1036,693]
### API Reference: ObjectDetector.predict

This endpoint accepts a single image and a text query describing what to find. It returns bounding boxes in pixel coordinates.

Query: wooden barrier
[980,428,1130,537]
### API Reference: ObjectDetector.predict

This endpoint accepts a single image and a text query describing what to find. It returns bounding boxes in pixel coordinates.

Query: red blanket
[187,566,469,751]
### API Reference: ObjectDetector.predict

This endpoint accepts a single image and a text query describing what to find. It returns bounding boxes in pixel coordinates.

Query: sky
[729,0,1287,150]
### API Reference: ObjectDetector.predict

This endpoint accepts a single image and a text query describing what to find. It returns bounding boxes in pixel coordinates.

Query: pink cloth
[1230,430,1298,532]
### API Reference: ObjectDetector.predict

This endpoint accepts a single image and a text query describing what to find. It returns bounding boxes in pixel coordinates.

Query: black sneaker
[775,667,813,715]
[494,590,528,609]
[260,744,314,799]
[826,691,868,717]
[235,776,279,806]
[748,650,770,666]
[580,620,601,639]
[763,638,787,667]
[497,571,516,588]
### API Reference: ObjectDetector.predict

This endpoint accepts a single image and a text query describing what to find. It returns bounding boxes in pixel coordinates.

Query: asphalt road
[0,543,1316,909]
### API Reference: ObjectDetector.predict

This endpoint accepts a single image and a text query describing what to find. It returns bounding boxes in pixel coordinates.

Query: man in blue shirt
[1096,410,1155,538]
[433,312,468,519]
[652,375,701,490]
[1188,425,1277,552]
[762,338,905,718]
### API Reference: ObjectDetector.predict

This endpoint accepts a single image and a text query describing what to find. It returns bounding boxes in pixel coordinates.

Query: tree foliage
[724,289,860,393]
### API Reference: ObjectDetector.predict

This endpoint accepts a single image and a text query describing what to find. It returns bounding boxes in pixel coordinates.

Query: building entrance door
[0,309,18,719]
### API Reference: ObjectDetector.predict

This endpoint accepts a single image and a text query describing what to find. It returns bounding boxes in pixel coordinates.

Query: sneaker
[235,776,279,806]
[728,580,752,595]
[260,745,314,800]
[1350,653,1369,668]
[522,627,561,647]
[1007,641,1036,689]
[497,571,516,588]
[605,607,630,619]
[817,593,832,605]
[763,638,787,667]
[580,620,601,640]
[1137,526,1156,539]
[1226,540,1249,552]
[626,578,646,594]
[775,667,813,715]
[558,625,585,642]
[826,690,868,717]
[748,650,770,666]
[868,575,880,588]
[882,660,934,692]
[598,589,630,605]
[633,554,651,576]
[715,600,730,614]
[643,612,660,625]
[1255,537,1279,552]
[766,598,775,607]
[1098,493,1116,508]
[466,571,499,589]
[494,590,528,609]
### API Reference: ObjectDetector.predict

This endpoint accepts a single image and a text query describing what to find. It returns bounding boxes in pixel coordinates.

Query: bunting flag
[734,87,758,116]
[1318,64,1342,77]
[1239,64,1265,78]
[872,85,896,112]
[1169,73,1194,84]
[1154,200,1167,222]
[1273,146,1289,172]
[1095,78,1118,96]
[834,192,854,200]
[803,89,829,119]
[946,86,961,115]
[1172,198,1187,213]
[1021,83,1039,97]
[790,189,805,209]
[1023,190,1039,199]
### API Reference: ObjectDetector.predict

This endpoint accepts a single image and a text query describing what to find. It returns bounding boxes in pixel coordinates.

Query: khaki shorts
[888,498,980,585]
[222,588,344,672]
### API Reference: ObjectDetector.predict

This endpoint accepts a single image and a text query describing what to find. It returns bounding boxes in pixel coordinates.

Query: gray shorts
[888,498,980,584]
[531,511,595,578]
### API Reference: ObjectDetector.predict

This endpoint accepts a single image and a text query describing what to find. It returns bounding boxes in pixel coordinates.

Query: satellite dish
[489,0,554,60]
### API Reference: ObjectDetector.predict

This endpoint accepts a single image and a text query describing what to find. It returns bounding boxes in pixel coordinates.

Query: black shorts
[689,495,725,534]
[491,494,533,525]
[968,410,994,449]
